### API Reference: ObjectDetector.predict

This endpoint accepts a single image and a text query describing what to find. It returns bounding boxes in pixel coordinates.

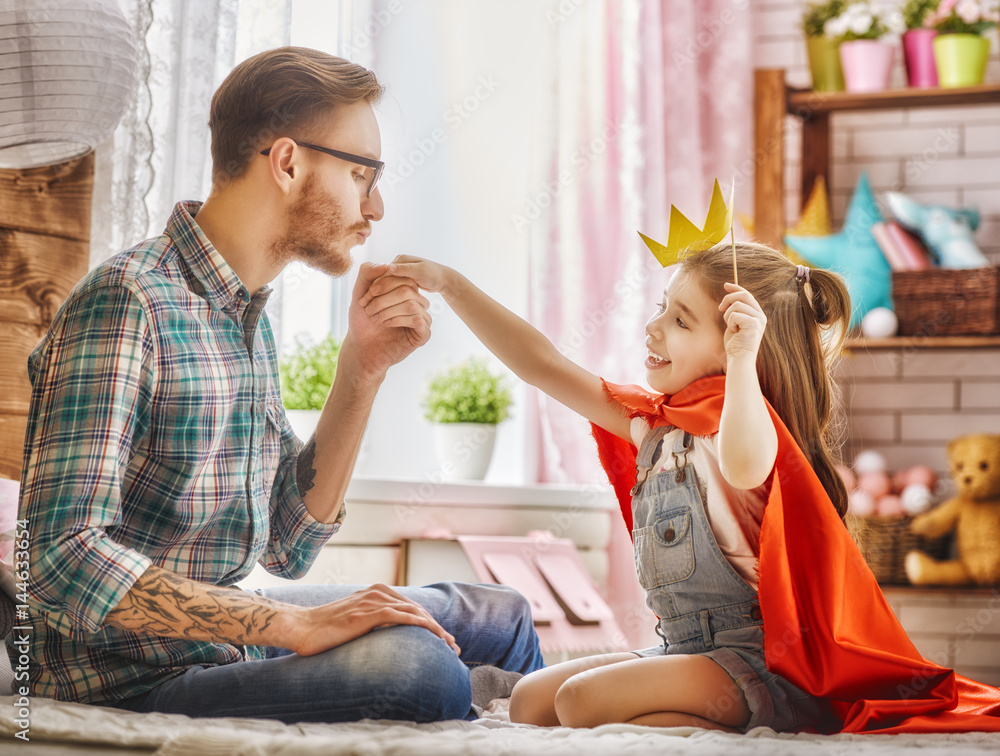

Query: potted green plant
[422,357,513,480]
[825,2,906,92]
[803,0,848,91]
[279,334,340,440]
[901,0,941,87]
[925,0,999,87]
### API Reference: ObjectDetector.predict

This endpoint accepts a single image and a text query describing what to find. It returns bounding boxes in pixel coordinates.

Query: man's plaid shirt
[11,201,342,704]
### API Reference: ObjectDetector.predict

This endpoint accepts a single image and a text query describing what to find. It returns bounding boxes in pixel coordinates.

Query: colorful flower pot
[839,40,896,93]
[903,28,938,88]
[806,34,845,92]
[933,33,990,88]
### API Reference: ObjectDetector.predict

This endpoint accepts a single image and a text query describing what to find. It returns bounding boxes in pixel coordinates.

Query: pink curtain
[527,0,753,647]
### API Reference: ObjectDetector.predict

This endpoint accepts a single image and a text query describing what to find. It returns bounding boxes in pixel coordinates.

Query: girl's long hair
[681,242,852,519]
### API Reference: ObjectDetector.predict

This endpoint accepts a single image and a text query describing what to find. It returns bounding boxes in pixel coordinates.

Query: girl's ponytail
[804,267,851,334]
[682,242,853,519]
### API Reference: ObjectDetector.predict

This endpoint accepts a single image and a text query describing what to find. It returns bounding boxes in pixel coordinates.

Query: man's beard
[269,175,368,277]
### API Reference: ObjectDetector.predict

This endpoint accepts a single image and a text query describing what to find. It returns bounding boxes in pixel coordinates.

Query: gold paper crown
[638,179,734,268]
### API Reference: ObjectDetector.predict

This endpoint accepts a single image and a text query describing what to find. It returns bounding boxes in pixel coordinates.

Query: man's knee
[355,625,472,722]
[486,583,533,622]
[422,581,536,634]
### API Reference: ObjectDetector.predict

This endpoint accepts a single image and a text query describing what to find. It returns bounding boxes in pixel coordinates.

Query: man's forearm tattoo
[105,566,281,646]
[297,435,317,494]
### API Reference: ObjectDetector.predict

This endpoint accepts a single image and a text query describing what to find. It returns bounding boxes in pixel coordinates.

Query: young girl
[363,242,1000,734]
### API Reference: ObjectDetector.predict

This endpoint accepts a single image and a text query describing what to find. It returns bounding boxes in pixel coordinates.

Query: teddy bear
[904,434,1000,586]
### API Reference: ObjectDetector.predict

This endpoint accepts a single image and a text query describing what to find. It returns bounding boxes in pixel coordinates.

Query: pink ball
[849,490,877,517]
[877,494,905,517]
[858,471,891,499]
[836,464,857,492]
[906,465,937,491]
[891,471,909,495]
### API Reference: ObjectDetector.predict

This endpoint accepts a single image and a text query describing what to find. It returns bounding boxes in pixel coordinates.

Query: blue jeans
[111,582,543,723]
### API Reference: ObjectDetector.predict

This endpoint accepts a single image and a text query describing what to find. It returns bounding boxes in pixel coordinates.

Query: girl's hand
[359,255,457,310]
[719,282,767,361]
[346,262,432,380]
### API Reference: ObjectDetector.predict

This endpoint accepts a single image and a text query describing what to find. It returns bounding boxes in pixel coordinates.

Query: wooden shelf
[787,81,1000,115]
[846,335,1000,349]
[754,70,1000,255]
[879,583,1000,595]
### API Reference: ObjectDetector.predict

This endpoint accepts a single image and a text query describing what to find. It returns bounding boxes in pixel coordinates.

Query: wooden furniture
[0,156,94,479]
[846,335,1000,349]
[754,77,999,685]
[752,69,1000,250]
[237,476,617,590]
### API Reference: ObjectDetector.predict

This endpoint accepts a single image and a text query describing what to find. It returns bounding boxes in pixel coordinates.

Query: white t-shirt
[630,418,768,591]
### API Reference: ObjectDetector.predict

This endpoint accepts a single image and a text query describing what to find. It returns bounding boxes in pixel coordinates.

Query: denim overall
[630,425,827,732]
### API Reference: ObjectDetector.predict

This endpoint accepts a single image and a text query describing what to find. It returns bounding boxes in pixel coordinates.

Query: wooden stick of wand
[731,227,738,286]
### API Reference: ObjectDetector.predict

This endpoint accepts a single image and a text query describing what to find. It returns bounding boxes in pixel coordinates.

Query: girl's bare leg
[627,712,740,731]
[509,652,638,726]
[553,654,751,730]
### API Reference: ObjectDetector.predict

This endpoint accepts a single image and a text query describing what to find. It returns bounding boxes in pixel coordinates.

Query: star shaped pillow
[740,175,832,266]
[784,172,891,329]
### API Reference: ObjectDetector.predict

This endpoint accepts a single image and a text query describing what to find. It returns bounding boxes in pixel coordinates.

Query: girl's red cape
[592,374,1000,734]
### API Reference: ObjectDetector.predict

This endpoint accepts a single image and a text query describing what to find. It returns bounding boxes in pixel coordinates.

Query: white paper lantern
[0,0,137,169]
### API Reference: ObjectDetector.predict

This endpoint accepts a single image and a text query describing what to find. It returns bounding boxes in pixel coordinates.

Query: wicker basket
[891,266,1000,337]
[846,514,952,585]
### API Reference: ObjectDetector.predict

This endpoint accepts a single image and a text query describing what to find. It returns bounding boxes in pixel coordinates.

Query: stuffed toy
[885,192,988,269]
[905,434,1000,586]
[785,172,892,329]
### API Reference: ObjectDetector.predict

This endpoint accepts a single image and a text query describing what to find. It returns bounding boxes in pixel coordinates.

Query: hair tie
[796,265,810,285]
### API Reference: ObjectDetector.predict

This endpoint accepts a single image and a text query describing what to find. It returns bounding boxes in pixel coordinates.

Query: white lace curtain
[90,0,292,268]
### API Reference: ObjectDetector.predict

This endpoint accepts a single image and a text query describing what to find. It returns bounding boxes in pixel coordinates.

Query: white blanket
[2,695,999,756]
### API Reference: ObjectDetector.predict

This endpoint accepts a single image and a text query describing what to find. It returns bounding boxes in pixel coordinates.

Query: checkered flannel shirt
[11,201,342,704]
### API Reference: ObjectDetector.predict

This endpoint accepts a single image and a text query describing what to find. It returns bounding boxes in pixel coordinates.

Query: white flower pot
[285,409,321,441]
[432,423,498,480]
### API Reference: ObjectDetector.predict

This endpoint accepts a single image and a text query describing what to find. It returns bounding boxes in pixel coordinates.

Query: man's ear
[261,137,299,195]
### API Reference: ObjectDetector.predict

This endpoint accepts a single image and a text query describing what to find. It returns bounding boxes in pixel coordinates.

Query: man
[14,46,542,723]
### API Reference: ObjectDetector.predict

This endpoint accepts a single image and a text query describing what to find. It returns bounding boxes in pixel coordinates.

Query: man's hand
[347,261,432,380]
[288,583,460,657]
[107,566,460,657]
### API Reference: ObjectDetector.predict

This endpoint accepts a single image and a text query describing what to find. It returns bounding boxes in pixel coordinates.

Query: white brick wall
[754,3,1000,486]
[753,1,1000,258]
[883,587,1000,685]
[835,347,1000,489]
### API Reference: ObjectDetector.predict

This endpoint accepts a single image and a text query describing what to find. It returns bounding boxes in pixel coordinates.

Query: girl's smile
[644,271,727,395]
[645,348,670,369]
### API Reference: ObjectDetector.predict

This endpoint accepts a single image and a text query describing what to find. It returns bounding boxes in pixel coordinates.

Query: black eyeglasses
[260,140,384,197]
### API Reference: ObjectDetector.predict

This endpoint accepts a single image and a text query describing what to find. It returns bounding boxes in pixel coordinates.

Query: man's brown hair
[209,46,384,186]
